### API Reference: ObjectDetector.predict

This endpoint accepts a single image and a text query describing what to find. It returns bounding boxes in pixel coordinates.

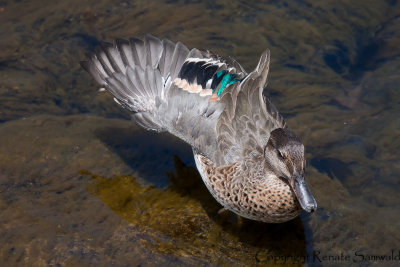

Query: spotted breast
[81,34,317,223]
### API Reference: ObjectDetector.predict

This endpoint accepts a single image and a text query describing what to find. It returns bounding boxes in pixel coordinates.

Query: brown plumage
[81,34,317,223]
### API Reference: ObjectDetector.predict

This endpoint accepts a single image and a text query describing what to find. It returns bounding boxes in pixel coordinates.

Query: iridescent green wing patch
[215,71,240,97]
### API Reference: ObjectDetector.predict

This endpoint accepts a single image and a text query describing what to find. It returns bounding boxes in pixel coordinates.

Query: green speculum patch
[214,71,240,97]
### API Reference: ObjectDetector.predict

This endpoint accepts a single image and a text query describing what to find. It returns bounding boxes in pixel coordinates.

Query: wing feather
[82,36,285,167]
[215,49,286,166]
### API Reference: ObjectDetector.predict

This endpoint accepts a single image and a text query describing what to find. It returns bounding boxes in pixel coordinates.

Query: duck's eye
[277,150,285,160]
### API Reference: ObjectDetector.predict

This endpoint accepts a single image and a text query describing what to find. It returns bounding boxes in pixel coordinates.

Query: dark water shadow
[94,125,195,188]
[167,155,307,258]
[94,125,307,258]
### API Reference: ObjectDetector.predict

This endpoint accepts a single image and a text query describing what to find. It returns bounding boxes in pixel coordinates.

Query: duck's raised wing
[82,35,248,162]
[214,49,286,166]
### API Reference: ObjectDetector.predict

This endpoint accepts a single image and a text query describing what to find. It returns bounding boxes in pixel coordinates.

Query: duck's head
[264,128,317,213]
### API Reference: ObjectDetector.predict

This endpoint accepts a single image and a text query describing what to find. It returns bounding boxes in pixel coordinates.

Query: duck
[81,34,317,223]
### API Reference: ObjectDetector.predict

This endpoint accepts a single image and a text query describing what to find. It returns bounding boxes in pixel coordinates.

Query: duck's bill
[291,174,317,212]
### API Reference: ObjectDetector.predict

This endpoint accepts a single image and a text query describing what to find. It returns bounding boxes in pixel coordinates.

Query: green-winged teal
[81,35,317,223]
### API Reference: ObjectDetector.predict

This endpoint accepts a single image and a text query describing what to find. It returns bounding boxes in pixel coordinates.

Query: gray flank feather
[100,42,125,74]
[144,65,160,101]
[94,47,114,76]
[153,84,225,160]
[159,39,175,77]
[126,66,146,100]
[112,72,140,103]
[129,37,146,70]
[215,49,285,166]
[254,49,270,88]
[228,56,247,75]
[91,55,108,81]
[187,48,203,59]
[144,34,163,69]
[80,60,104,85]
[83,36,284,164]
[132,112,163,131]
[169,42,190,80]
[116,38,135,69]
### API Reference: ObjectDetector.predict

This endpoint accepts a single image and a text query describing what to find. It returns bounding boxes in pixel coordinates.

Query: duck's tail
[81,34,190,132]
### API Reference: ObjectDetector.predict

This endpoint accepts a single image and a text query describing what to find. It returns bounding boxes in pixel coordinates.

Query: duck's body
[81,35,317,223]
[194,152,301,222]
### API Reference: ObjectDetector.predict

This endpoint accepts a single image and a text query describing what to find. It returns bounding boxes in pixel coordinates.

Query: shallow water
[0,0,399,266]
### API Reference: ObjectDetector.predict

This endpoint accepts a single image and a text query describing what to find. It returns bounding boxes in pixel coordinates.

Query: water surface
[0,0,399,266]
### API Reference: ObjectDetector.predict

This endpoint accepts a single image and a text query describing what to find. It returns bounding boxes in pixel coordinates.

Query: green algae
[83,156,307,266]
